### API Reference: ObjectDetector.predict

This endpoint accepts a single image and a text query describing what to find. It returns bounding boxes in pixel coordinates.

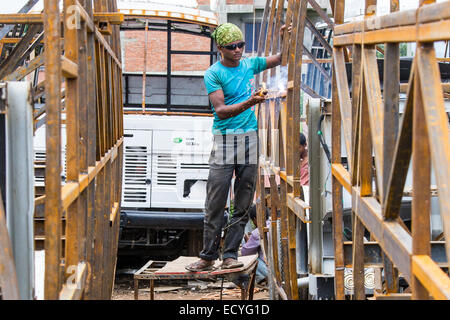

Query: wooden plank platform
[134,255,259,300]
[135,255,258,280]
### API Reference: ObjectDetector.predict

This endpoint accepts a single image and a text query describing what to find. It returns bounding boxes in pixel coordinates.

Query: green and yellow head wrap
[211,23,243,46]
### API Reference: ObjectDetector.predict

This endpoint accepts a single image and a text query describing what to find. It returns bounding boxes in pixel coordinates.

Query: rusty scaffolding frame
[0,0,124,300]
[1,0,449,302]
[256,0,450,300]
[331,0,450,300]
[255,0,331,300]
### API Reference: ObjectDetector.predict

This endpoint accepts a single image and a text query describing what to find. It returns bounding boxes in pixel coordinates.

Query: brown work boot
[221,258,244,269]
[185,259,215,272]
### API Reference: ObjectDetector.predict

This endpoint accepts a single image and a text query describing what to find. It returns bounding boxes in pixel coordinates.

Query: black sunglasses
[222,42,245,50]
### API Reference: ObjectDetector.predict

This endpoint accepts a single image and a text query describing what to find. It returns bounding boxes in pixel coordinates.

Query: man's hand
[280,23,292,41]
[266,24,293,69]
[255,87,268,97]
[210,89,266,120]
[249,90,267,105]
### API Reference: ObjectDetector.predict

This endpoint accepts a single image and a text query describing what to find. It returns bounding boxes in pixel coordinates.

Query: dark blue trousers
[199,132,258,261]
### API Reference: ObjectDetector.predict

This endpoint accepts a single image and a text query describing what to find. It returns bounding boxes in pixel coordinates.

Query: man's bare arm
[209,89,266,120]
[266,53,282,69]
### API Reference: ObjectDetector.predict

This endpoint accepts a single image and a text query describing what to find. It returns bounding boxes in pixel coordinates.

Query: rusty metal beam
[0,13,123,25]
[0,24,42,79]
[43,0,63,300]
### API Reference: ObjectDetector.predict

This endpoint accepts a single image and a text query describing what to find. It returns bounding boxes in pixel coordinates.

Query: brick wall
[122,30,211,73]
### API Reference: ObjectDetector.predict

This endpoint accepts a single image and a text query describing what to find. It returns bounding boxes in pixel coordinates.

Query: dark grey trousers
[199,132,258,261]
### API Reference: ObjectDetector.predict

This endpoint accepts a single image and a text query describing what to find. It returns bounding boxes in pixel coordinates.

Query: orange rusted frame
[0,12,123,25]
[331,0,450,301]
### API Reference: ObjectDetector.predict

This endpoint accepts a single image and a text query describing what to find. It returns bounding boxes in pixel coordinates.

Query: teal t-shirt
[204,56,267,134]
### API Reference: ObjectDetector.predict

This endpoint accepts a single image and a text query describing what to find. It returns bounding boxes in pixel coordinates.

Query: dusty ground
[112,274,269,301]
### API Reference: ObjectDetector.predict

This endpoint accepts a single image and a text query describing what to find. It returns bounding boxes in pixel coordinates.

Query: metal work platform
[133,255,259,300]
